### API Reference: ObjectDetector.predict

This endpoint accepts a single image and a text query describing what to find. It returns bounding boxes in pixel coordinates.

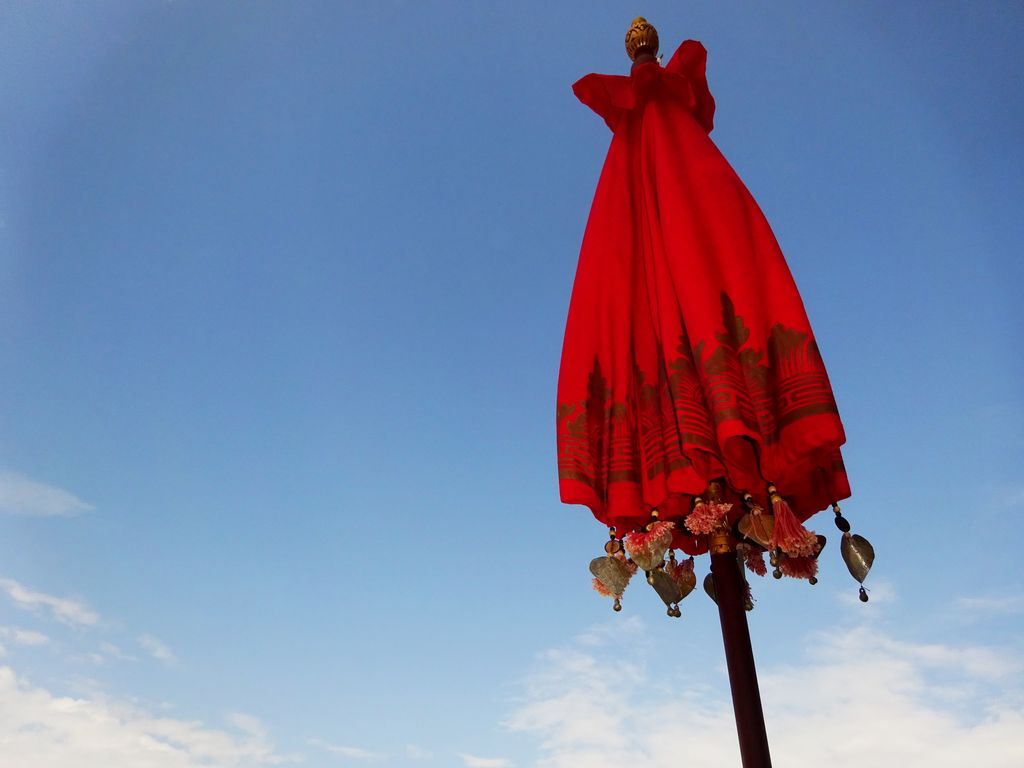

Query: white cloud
[459,754,513,768]
[99,642,138,662]
[138,634,177,665]
[0,470,93,517]
[0,666,298,767]
[0,578,99,626]
[308,738,383,760]
[506,619,1024,768]
[12,629,50,646]
[954,594,1024,617]
[0,627,50,647]
[406,744,432,759]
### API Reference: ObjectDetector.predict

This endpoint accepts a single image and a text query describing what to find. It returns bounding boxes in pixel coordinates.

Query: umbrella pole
[710,536,773,768]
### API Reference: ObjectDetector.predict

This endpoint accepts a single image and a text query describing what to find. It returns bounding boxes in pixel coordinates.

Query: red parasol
[556,19,874,767]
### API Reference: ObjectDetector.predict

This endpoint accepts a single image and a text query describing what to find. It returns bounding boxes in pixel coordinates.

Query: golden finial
[625,16,659,61]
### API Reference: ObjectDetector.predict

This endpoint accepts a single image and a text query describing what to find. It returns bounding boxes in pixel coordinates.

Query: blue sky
[1,1,1022,766]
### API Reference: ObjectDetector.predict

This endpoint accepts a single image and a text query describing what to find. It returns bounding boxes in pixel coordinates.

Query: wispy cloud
[0,578,99,626]
[308,739,384,760]
[406,744,432,760]
[954,594,1024,616]
[0,627,50,647]
[138,634,177,664]
[459,754,513,768]
[100,641,138,662]
[0,469,93,517]
[0,666,299,767]
[506,618,1024,767]
[12,628,49,646]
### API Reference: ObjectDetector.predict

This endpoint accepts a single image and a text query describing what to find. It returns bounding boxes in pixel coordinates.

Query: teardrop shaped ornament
[589,556,633,598]
[840,533,875,584]
[629,549,665,572]
[738,512,774,548]
[649,568,684,607]
[672,568,697,601]
[813,534,827,559]
[703,572,717,604]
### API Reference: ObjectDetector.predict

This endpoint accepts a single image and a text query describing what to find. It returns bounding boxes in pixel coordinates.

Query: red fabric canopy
[556,40,850,550]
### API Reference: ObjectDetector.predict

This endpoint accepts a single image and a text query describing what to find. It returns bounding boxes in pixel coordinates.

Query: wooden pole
[710,538,773,767]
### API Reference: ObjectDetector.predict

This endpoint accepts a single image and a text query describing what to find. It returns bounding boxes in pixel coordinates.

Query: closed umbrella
[556,19,875,767]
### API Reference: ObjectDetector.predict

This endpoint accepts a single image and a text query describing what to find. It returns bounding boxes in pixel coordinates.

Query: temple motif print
[557,293,838,493]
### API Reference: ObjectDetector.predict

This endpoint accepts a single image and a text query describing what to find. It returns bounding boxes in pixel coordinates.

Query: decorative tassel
[779,555,819,581]
[666,554,696,590]
[592,577,615,597]
[685,498,733,535]
[767,484,818,558]
[686,496,706,531]
[738,544,767,576]
[624,520,675,571]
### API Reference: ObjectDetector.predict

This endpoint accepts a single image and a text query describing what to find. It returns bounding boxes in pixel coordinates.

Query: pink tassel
[779,555,819,581]
[739,545,767,576]
[666,555,695,583]
[624,521,675,560]
[685,501,733,535]
[768,486,818,558]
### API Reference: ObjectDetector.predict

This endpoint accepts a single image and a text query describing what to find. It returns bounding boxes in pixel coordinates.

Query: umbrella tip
[625,17,659,62]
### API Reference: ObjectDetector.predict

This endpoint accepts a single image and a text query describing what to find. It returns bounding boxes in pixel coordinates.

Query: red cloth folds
[556,40,850,538]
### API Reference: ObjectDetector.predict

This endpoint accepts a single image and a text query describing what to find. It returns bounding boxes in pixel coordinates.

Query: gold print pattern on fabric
[557,293,839,495]
[634,363,693,482]
[557,359,641,489]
